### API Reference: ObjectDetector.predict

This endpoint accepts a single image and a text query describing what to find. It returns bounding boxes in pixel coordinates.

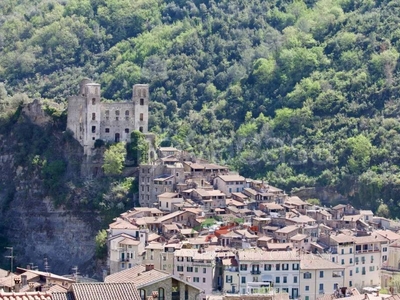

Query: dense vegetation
[2,0,400,216]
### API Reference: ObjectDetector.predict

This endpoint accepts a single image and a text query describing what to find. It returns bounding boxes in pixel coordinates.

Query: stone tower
[133,84,149,133]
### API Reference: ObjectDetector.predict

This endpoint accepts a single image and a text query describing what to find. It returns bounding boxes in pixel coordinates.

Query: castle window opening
[125,110,129,120]
[92,137,95,140]
[105,128,110,133]
[116,110,120,121]
[92,126,96,133]
[92,98,96,105]
[125,128,129,133]
[105,110,109,120]
[139,127,143,132]
[140,113,144,121]
[140,98,144,105]
[143,89,147,97]
[92,113,96,120]
[115,133,120,143]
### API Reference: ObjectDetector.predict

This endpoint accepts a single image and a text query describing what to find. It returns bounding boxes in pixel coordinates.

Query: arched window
[140,98,144,105]
[92,98,96,105]
[139,127,143,133]
[92,113,96,120]
[105,110,109,120]
[139,289,146,300]
[116,110,120,121]
[125,110,129,120]
[158,288,165,300]
[140,113,144,121]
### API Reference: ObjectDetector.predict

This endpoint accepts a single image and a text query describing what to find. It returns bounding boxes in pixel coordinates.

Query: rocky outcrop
[0,100,102,276]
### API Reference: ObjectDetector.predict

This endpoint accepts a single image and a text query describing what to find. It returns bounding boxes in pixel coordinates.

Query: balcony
[355,248,380,253]
[381,266,400,273]
[251,270,261,275]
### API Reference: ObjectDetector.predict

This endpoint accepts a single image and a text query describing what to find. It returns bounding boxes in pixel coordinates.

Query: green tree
[95,229,108,259]
[376,202,390,218]
[127,131,149,165]
[103,142,126,175]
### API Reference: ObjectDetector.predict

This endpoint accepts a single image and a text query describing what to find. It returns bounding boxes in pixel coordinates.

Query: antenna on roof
[72,266,80,283]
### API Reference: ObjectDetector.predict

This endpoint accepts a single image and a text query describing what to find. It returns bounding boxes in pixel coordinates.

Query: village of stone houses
[2,80,400,300]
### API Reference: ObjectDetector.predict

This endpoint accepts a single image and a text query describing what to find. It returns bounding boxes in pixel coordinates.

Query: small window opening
[91,126,96,133]
[92,113,96,120]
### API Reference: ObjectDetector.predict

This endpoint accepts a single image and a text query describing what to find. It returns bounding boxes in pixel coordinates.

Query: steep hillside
[1,0,400,217]
[0,99,135,275]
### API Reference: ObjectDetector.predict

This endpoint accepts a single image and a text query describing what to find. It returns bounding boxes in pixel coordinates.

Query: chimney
[26,264,31,270]
[145,264,154,272]
[21,275,27,286]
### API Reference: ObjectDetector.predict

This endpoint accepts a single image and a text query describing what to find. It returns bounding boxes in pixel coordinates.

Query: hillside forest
[1,0,400,218]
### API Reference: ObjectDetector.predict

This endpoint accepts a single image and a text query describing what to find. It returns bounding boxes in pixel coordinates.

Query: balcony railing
[381,266,400,272]
[355,248,379,253]
[251,270,261,275]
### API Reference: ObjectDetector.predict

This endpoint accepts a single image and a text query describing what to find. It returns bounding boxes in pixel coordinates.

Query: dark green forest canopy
[2,0,400,215]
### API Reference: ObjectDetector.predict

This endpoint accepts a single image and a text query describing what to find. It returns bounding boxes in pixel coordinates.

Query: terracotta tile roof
[266,242,294,250]
[290,234,308,241]
[0,291,52,300]
[300,254,344,270]
[275,225,299,234]
[217,175,245,182]
[51,292,75,300]
[375,230,400,242]
[109,218,138,230]
[285,196,309,206]
[47,285,68,293]
[71,282,141,300]
[157,192,179,198]
[105,267,170,289]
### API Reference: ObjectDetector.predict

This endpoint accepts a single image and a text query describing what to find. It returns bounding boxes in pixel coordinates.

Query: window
[203,278,206,283]
[293,276,297,283]
[139,289,146,300]
[369,266,375,271]
[177,256,183,262]
[319,284,324,293]
[177,266,183,272]
[282,264,289,270]
[283,276,287,283]
[240,264,247,271]
[187,267,193,272]
[125,110,129,120]
[350,258,353,264]
[276,264,280,271]
[303,272,311,279]
[121,263,125,269]
[383,247,388,252]
[203,268,206,274]
[91,98,96,105]
[140,98,144,105]
[91,126,96,133]
[140,113,144,121]
[139,126,143,132]
[349,281,352,287]
[158,288,165,300]
[125,128,129,133]
[264,264,272,271]
[116,110,119,120]
[341,249,344,254]
[350,270,353,276]
[320,271,324,278]
[305,286,309,291]
[241,277,246,284]
[362,267,366,275]
[105,128,110,133]
[293,263,299,270]
[195,267,198,273]
[350,248,353,254]
[226,275,233,283]
[275,277,280,283]
[193,277,200,283]
[92,113,96,120]
[341,259,345,265]
[356,267,359,273]
[105,110,109,120]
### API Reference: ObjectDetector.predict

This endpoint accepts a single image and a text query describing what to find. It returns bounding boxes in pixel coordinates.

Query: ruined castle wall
[100,102,135,144]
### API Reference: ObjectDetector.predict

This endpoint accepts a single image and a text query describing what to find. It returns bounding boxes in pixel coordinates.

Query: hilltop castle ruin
[67,79,153,156]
